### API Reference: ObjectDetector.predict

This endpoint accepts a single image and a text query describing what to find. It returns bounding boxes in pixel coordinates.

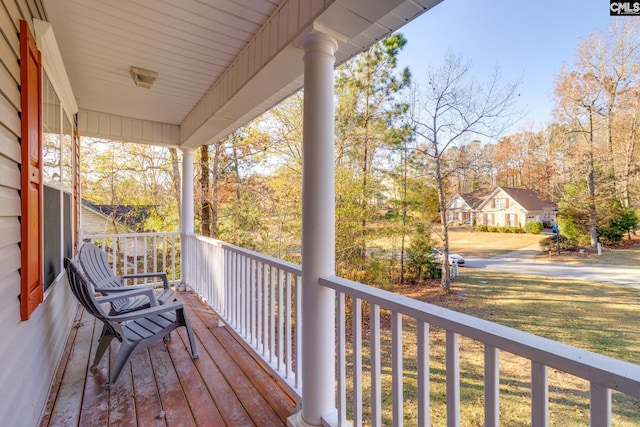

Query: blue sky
[395,0,615,132]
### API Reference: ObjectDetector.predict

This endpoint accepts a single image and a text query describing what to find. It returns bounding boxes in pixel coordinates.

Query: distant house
[445,188,492,225]
[446,187,556,228]
[81,199,153,235]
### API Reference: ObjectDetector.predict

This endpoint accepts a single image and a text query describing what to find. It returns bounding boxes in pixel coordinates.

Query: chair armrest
[95,284,156,292]
[117,272,170,289]
[95,286,159,306]
[108,301,184,322]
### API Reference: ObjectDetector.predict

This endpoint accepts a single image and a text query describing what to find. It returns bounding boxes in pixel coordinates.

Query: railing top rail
[320,274,640,398]
[82,232,181,239]
[188,233,301,275]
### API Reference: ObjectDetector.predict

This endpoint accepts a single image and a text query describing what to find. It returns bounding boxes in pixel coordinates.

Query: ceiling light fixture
[130,66,158,89]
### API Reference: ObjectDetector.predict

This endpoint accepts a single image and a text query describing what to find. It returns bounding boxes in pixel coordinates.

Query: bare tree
[410,50,520,292]
[576,20,640,205]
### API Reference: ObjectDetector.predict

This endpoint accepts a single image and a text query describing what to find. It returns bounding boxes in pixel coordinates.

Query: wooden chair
[64,258,199,387]
[79,242,176,314]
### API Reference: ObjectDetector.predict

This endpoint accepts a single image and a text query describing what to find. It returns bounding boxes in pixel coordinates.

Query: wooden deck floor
[39,291,297,426]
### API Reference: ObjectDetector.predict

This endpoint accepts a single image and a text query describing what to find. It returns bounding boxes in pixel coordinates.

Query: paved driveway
[463,244,640,288]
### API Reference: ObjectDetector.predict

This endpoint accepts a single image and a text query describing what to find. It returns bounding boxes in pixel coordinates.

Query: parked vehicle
[431,248,465,265]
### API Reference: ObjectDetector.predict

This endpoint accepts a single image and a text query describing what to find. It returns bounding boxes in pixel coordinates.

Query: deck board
[40,291,296,427]
[47,308,95,426]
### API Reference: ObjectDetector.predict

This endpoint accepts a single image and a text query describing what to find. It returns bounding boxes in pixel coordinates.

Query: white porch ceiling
[40,0,442,148]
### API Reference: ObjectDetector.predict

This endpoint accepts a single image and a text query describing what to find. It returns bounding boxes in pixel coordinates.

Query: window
[494,198,506,209]
[42,72,75,290]
[486,213,494,225]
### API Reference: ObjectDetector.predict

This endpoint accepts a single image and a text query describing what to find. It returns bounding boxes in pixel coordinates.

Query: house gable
[445,194,471,211]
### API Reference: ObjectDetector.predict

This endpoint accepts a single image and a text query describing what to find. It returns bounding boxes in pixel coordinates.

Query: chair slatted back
[79,243,121,290]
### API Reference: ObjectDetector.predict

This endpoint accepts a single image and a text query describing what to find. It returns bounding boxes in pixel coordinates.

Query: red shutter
[20,20,44,320]
[505,198,509,209]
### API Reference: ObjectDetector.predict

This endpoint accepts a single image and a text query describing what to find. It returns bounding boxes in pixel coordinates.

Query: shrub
[599,207,639,245]
[598,226,624,246]
[364,258,394,290]
[539,234,575,252]
[475,224,488,232]
[524,221,543,234]
[406,225,440,280]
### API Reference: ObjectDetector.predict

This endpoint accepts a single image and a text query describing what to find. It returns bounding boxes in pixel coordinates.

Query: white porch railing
[321,275,640,427]
[184,233,302,401]
[81,232,181,286]
[83,232,640,426]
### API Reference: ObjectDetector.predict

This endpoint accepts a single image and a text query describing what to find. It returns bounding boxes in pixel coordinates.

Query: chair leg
[179,308,199,359]
[109,342,137,388]
[93,332,115,369]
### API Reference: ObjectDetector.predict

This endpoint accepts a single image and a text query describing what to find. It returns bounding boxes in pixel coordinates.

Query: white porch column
[290,31,338,427]
[181,148,194,287]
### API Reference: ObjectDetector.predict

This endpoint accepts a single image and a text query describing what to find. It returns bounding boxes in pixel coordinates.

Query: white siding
[81,206,112,235]
[0,2,77,426]
[80,205,134,236]
[77,110,180,147]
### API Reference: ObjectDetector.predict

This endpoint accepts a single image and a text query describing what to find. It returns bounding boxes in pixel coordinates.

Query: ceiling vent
[130,66,158,89]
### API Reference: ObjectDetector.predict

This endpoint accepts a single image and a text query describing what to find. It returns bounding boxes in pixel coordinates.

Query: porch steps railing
[82,232,640,426]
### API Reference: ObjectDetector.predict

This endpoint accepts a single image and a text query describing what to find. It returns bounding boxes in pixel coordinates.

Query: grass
[348,230,640,425]
[545,236,640,266]
[444,229,545,258]
[369,228,546,258]
[453,270,640,359]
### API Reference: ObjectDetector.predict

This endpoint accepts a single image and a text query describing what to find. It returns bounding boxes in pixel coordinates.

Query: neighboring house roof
[82,199,152,232]
[449,187,556,212]
[476,187,557,211]
[499,187,557,211]
[459,188,493,210]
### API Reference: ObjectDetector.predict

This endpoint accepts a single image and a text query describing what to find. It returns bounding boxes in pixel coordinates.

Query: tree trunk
[587,108,598,247]
[200,145,211,237]
[211,141,220,238]
[399,144,408,285]
[361,138,368,270]
[433,136,451,292]
[169,148,181,224]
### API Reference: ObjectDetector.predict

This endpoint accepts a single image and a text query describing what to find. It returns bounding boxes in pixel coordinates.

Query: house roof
[40,0,442,149]
[82,199,153,232]
[450,187,556,212]
[499,187,557,211]
[459,188,493,209]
